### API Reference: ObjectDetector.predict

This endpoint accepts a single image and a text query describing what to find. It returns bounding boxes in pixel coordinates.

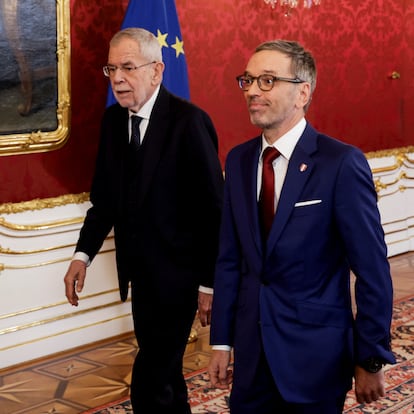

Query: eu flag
[107,0,190,106]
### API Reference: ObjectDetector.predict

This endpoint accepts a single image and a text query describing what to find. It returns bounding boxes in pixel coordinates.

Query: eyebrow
[244,69,278,76]
[107,60,135,67]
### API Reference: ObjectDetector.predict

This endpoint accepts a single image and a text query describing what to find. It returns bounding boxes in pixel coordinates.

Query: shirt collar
[128,85,160,120]
[261,118,307,161]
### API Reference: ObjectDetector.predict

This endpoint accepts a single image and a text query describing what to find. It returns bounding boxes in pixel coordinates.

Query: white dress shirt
[257,118,306,211]
[128,85,160,144]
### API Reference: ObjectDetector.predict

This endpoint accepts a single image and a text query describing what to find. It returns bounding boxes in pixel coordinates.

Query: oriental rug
[83,295,414,414]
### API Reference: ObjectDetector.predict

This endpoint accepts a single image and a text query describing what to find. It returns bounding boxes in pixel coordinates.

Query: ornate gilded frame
[0,0,70,156]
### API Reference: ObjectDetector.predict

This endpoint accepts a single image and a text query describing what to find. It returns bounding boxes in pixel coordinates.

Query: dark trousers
[129,282,197,414]
[230,351,346,414]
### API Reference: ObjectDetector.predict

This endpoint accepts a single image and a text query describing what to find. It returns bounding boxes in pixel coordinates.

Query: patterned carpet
[83,296,414,414]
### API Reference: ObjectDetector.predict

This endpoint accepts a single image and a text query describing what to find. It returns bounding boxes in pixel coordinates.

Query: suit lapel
[266,125,318,255]
[114,107,130,211]
[136,87,170,208]
[239,139,263,256]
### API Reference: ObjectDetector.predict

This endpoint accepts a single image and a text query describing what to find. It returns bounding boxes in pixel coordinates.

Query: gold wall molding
[0,194,112,273]
[0,298,130,336]
[0,216,85,232]
[0,235,113,254]
[387,237,412,247]
[0,192,89,214]
[0,247,114,272]
[366,146,414,174]
[0,288,119,321]
[366,147,414,197]
[0,192,90,232]
[365,145,414,160]
[374,171,414,196]
[0,242,75,255]
[0,311,131,352]
[0,256,71,272]
[384,221,414,236]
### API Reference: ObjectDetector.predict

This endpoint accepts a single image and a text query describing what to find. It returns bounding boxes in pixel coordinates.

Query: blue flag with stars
[106,0,190,106]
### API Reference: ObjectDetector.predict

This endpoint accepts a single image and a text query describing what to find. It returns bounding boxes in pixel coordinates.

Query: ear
[296,82,311,109]
[151,61,165,85]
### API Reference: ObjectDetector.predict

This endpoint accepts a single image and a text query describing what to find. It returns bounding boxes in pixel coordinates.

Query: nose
[246,78,262,95]
[112,68,125,83]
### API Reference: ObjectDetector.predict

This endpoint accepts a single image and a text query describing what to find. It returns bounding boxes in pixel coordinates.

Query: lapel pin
[300,163,308,172]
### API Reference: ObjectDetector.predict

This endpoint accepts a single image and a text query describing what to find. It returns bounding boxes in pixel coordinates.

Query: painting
[0,0,70,155]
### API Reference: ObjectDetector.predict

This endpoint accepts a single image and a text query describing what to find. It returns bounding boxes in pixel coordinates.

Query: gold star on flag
[157,29,168,48]
[171,36,185,58]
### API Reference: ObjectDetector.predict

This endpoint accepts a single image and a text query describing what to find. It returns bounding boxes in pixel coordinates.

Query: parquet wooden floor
[0,252,413,414]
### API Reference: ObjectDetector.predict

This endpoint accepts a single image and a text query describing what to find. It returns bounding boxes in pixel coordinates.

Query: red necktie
[259,147,280,239]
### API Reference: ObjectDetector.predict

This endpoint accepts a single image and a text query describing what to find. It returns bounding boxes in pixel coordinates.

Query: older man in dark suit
[64,27,223,414]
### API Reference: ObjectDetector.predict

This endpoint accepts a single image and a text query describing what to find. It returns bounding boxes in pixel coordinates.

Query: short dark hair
[255,40,316,111]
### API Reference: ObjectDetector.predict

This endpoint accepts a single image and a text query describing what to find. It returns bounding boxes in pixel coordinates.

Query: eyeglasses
[103,61,156,77]
[236,74,304,92]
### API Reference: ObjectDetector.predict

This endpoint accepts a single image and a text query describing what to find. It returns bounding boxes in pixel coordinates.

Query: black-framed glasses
[236,74,304,91]
[103,61,156,77]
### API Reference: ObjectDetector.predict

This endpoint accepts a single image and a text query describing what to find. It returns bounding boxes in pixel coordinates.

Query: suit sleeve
[210,150,242,346]
[334,147,395,365]
[75,110,117,261]
[186,108,224,288]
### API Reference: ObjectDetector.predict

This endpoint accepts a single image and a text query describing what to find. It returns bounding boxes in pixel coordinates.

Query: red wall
[0,0,413,204]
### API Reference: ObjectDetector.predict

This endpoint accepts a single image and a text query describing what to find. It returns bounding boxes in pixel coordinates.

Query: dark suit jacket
[76,86,224,302]
[210,123,395,403]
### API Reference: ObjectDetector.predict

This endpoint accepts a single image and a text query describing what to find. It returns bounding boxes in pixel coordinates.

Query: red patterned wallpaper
[0,0,413,203]
[178,0,414,156]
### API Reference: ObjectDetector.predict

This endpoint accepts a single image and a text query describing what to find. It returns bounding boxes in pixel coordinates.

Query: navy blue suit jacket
[210,122,395,403]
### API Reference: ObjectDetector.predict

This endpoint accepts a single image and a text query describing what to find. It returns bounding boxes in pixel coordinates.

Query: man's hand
[64,260,87,306]
[198,291,213,326]
[208,349,233,389]
[354,365,386,404]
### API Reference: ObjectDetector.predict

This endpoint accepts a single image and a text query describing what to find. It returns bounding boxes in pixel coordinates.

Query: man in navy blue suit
[208,39,395,414]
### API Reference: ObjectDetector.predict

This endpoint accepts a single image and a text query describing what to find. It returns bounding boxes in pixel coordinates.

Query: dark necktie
[259,147,280,239]
[130,115,142,151]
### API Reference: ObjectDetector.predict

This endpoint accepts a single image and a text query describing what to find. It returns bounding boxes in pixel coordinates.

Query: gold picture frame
[0,0,70,156]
